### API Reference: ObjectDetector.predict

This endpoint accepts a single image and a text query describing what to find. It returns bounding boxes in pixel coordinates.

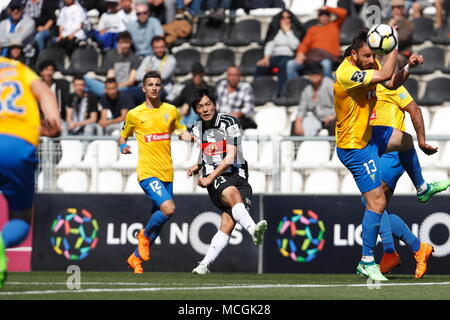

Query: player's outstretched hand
[408,54,424,68]
[419,143,438,155]
[197,176,213,188]
[187,164,200,177]
[40,118,62,137]
[121,145,132,154]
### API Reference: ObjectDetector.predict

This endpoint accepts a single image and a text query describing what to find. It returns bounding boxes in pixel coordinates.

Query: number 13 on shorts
[363,159,377,175]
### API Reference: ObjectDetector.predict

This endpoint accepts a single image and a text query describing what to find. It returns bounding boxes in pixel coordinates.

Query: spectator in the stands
[136,35,176,99]
[38,59,70,122]
[407,0,445,28]
[254,9,301,96]
[6,38,26,63]
[99,78,134,135]
[117,0,137,27]
[286,6,347,80]
[95,0,125,51]
[127,2,164,57]
[171,62,214,128]
[66,76,102,136]
[147,0,176,24]
[388,0,414,68]
[163,8,193,47]
[0,0,35,57]
[54,0,88,56]
[85,31,143,103]
[291,64,335,137]
[338,0,381,27]
[216,66,257,130]
[175,0,202,17]
[24,0,57,53]
[206,0,231,21]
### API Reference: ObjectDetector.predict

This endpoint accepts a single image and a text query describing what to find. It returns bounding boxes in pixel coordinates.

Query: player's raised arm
[383,53,424,89]
[370,48,398,85]
[404,101,438,155]
[31,78,62,137]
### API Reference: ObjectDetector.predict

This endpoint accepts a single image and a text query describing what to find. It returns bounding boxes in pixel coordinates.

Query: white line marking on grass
[1,282,450,296]
[6,282,221,286]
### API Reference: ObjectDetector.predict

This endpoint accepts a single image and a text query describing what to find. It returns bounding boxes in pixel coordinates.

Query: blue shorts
[139,177,173,208]
[379,151,405,191]
[337,126,394,193]
[0,134,38,211]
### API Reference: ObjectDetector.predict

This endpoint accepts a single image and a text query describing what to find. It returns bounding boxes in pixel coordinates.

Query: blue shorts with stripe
[0,134,38,211]
[337,126,394,193]
[139,177,173,209]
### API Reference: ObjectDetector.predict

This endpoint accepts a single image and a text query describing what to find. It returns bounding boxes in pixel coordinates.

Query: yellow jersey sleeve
[120,109,136,139]
[337,64,375,91]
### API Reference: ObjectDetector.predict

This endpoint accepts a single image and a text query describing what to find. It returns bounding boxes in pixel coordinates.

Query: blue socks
[362,209,382,257]
[1,219,30,248]
[134,210,170,259]
[398,148,426,189]
[389,213,421,252]
[380,211,395,253]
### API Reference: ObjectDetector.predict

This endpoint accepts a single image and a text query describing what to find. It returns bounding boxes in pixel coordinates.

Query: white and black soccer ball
[366,24,398,55]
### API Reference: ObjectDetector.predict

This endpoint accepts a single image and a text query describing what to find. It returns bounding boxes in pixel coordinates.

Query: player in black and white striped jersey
[188,88,267,275]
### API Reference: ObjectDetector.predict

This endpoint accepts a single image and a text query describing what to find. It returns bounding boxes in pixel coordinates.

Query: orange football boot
[414,242,434,279]
[137,229,150,261]
[127,253,144,274]
[380,251,401,274]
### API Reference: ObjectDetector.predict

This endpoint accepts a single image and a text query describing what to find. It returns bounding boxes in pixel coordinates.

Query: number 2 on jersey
[0,81,24,114]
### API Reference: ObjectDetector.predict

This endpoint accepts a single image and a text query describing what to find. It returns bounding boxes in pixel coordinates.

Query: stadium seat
[62,46,99,75]
[112,140,138,169]
[190,18,227,46]
[431,26,450,45]
[77,140,118,168]
[404,107,430,136]
[436,141,450,169]
[240,48,264,76]
[414,140,441,168]
[290,1,322,15]
[273,77,309,106]
[340,17,365,45]
[241,138,259,168]
[56,170,89,192]
[171,139,191,169]
[257,141,277,171]
[124,173,142,193]
[403,77,419,101]
[340,172,359,195]
[194,184,208,194]
[35,47,66,72]
[173,170,194,193]
[205,48,235,76]
[254,106,288,135]
[411,17,435,44]
[37,171,44,191]
[326,148,346,170]
[281,141,295,165]
[279,170,303,193]
[293,141,331,169]
[251,76,277,106]
[417,78,450,106]
[248,170,266,193]
[394,173,415,195]
[303,169,339,194]
[174,48,201,76]
[94,170,123,193]
[429,106,450,135]
[224,19,261,46]
[409,47,445,75]
[57,140,84,168]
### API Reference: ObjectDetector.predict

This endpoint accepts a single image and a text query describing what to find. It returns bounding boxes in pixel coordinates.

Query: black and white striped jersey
[192,113,248,179]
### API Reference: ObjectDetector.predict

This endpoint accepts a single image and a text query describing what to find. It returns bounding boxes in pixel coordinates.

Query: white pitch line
[6,282,221,286]
[1,282,450,296]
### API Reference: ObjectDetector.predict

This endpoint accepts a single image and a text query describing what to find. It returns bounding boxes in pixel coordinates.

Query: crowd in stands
[1,0,450,141]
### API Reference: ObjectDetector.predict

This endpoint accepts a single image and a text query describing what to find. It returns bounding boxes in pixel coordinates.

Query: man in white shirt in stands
[55,0,87,55]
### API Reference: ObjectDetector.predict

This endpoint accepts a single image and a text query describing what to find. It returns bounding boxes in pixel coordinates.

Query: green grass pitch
[1,272,450,300]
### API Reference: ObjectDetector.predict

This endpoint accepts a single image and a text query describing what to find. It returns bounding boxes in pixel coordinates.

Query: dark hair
[306,63,324,75]
[264,9,303,44]
[351,28,370,53]
[151,35,165,46]
[344,45,353,57]
[143,71,161,83]
[38,59,57,72]
[190,88,216,114]
[72,75,85,82]
[105,77,117,85]
[117,30,132,42]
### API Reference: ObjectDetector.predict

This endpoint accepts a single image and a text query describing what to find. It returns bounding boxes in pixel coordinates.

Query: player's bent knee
[160,201,176,217]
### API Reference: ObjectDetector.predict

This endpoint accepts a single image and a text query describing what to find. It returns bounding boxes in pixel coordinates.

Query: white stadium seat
[279,170,303,193]
[113,140,138,169]
[57,140,83,168]
[241,139,259,168]
[393,173,415,195]
[437,141,450,169]
[293,141,331,169]
[171,140,191,169]
[340,172,359,195]
[326,148,346,170]
[124,173,142,193]
[414,141,440,169]
[429,106,450,135]
[254,107,288,136]
[304,170,339,194]
[248,170,267,193]
[77,140,118,168]
[290,0,322,15]
[404,108,430,136]
[57,170,88,192]
[94,170,123,193]
[173,170,195,193]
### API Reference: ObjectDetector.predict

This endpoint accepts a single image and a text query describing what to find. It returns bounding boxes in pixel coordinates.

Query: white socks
[416,182,428,195]
[231,202,256,235]
[200,230,230,267]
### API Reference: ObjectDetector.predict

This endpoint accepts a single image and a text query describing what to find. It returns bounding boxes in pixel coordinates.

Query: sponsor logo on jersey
[144,132,170,142]
[201,140,226,156]
[370,110,376,120]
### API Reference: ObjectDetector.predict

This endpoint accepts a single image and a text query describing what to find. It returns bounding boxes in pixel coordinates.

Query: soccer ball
[366,24,398,55]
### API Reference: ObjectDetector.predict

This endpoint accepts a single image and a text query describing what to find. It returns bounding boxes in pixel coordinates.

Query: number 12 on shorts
[363,159,377,175]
